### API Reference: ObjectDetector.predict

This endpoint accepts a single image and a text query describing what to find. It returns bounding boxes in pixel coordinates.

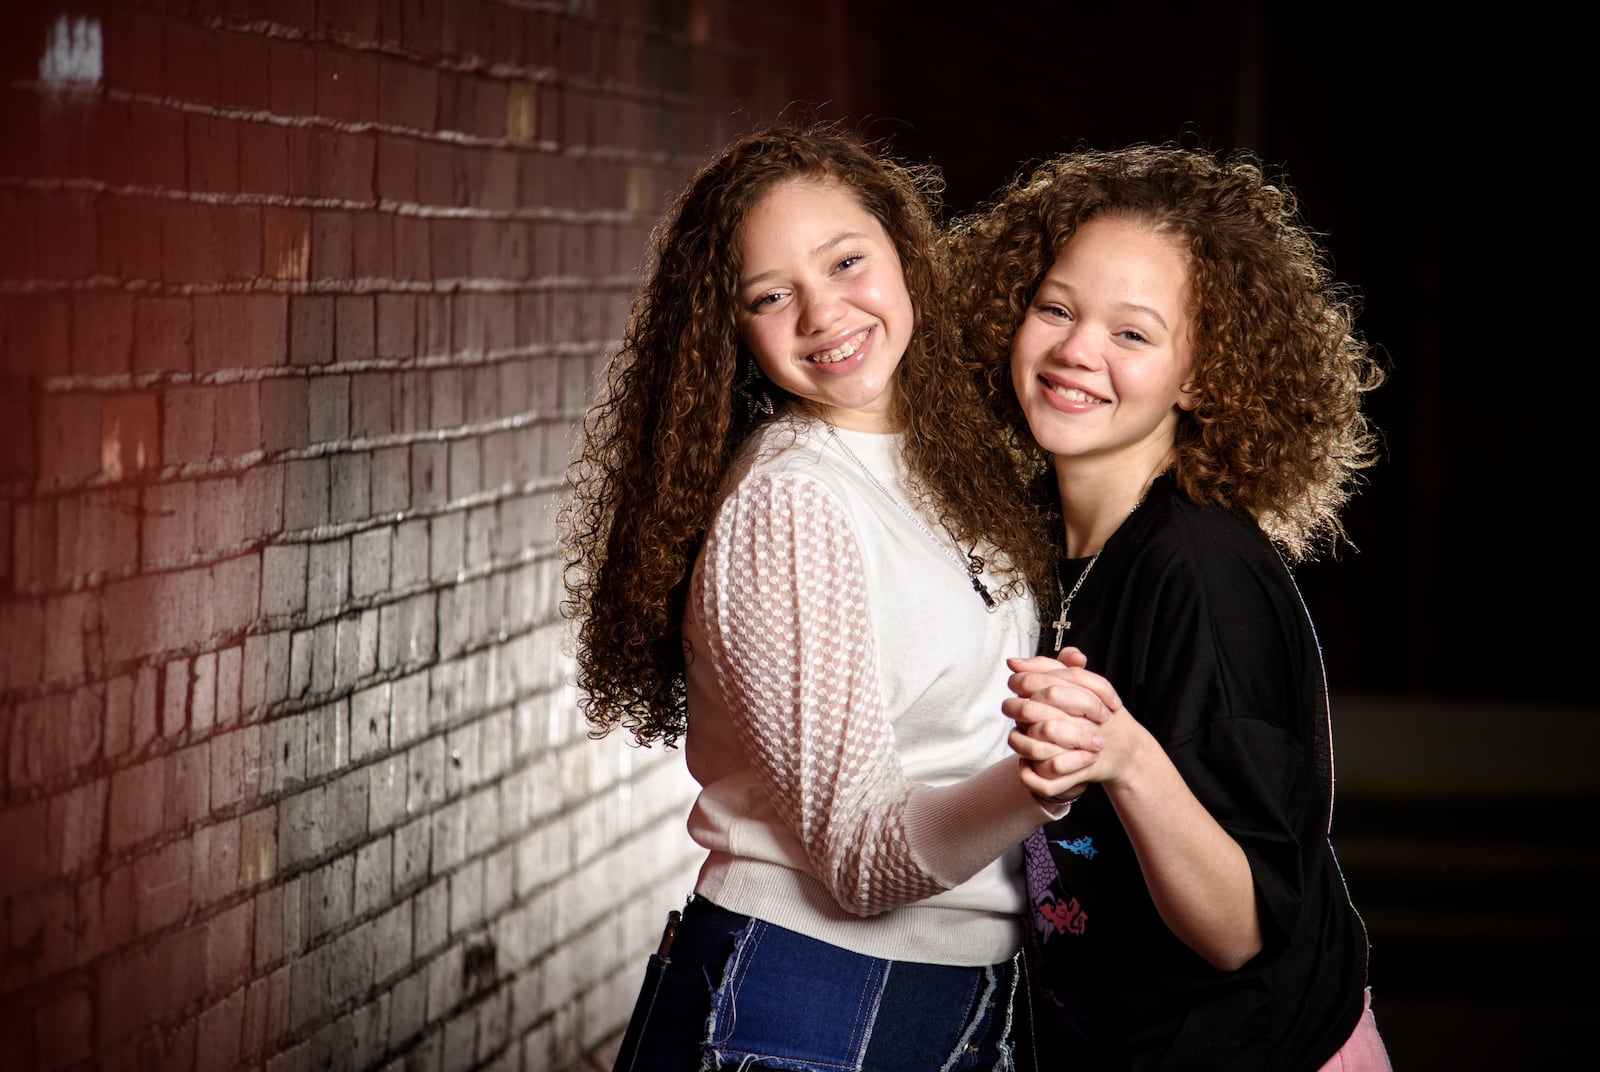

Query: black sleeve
[1116,512,1327,952]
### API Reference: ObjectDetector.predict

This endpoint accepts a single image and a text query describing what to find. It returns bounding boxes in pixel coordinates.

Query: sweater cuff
[903,759,1059,888]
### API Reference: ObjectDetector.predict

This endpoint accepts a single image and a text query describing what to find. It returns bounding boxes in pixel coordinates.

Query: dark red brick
[240,122,293,197]
[428,217,468,279]
[133,297,195,376]
[485,3,526,67]
[0,10,51,83]
[214,382,264,458]
[454,149,488,209]
[104,99,187,190]
[167,744,211,828]
[289,295,334,366]
[215,206,264,282]
[0,385,37,482]
[186,113,242,194]
[480,151,517,212]
[36,192,97,279]
[0,798,48,899]
[414,140,460,208]
[207,900,255,993]
[318,129,376,202]
[436,72,479,138]
[267,38,317,118]
[310,211,353,280]
[163,386,217,467]
[70,292,135,377]
[161,200,213,284]
[324,0,381,41]
[34,987,92,1069]
[100,194,165,283]
[4,292,67,380]
[392,215,430,279]
[40,392,104,484]
[351,211,395,278]
[376,56,438,132]
[196,989,244,1072]
[100,8,165,97]
[389,0,445,55]
[0,190,37,280]
[148,927,209,1035]
[315,49,380,125]
[374,134,417,203]
[218,32,273,111]
[164,19,223,103]
[108,758,166,854]
[195,294,289,372]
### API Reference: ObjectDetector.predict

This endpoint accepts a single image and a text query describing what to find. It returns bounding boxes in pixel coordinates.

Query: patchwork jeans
[612,895,1019,1072]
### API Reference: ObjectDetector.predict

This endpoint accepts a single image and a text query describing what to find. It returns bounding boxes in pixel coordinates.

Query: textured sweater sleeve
[696,471,1041,917]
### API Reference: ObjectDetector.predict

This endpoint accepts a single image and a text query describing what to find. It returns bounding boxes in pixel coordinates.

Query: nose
[797,286,845,334]
[1052,325,1102,369]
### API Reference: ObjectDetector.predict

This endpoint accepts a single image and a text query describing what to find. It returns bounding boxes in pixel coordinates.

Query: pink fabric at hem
[1316,988,1393,1072]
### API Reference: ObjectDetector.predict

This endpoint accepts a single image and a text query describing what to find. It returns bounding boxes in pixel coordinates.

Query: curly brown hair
[950,144,1385,563]
[560,123,1055,749]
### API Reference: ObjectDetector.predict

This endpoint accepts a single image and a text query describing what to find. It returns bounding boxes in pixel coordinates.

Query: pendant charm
[1053,548,1104,652]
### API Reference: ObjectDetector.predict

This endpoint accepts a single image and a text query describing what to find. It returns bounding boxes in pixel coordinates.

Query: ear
[1176,380,1201,411]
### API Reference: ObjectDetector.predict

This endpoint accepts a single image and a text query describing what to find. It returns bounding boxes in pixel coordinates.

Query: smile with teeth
[810,327,871,364]
[1046,381,1106,404]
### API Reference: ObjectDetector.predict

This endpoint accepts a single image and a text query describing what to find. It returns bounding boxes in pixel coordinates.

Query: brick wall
[0,2,847,1069]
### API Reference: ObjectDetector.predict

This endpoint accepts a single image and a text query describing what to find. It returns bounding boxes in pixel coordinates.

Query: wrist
[1033,790,1079,816]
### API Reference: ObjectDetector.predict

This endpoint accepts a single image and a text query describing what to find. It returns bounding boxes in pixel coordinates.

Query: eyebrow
[739,231,873,290]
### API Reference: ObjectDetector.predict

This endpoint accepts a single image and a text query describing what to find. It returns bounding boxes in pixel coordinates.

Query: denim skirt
[612,895,1019,1072]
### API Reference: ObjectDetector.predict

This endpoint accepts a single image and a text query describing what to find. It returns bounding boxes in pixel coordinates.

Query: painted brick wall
[0,2,847,1069]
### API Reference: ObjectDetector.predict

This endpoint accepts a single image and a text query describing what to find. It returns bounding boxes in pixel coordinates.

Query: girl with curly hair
[950,144,1391,1071]
[561,124,1114,1070]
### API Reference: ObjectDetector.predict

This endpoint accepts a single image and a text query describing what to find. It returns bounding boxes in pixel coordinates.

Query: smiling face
[1010,214,1198,485]
[734,178,915,433]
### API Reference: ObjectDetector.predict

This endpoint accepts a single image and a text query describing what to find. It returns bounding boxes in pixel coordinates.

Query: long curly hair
[561,123,1055,748]
[950,144,1385,563]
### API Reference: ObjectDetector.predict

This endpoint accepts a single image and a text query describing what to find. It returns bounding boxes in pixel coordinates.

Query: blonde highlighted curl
[560,124,1055,749]
[949,144,1385,563]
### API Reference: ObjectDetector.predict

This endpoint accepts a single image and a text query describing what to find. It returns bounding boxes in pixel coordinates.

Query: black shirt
[1025,474,1368,1071]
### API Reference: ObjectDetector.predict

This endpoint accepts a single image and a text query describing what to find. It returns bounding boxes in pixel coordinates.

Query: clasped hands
[1005,646,1125,806]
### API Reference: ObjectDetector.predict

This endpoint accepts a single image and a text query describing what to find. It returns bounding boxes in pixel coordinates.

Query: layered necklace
[825,425,996,609]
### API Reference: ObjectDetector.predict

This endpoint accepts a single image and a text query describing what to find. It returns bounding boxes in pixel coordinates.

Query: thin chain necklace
[1048,488,1153,649]
[825,425,996,609]
[1050,551,1102,650]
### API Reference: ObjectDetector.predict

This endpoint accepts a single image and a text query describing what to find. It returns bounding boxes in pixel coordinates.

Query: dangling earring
[734,356,775,417]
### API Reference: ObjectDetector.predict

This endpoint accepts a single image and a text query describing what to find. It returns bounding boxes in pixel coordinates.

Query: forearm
[904,759,1065,886]
[1107,729,1263,970]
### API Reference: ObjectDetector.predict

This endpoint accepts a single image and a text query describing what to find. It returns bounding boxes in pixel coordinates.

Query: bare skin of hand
[1003,648,1121,802]
[1003,648,1264,969]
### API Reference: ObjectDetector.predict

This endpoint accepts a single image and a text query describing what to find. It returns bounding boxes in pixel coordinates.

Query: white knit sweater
[682,416,1060,966]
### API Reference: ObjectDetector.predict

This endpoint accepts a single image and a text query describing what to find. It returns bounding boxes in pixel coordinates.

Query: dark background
[831,7,1596,1067]
[845,1,1589,707]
